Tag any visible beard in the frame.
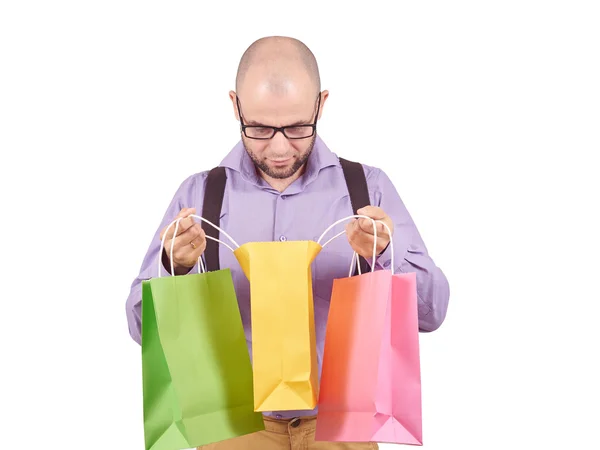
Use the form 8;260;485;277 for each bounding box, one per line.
242;134;316;179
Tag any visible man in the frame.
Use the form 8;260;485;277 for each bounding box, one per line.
126;36;450;449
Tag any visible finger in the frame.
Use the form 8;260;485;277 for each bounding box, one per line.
347;224;375;257
176;207;196;219
357;206;386;220
161;208;192;240
356;219;391;242
160;208;197;241
166;242;204;270
357;218;388;236
356;206;389;235
174;207;198;235
169;226;206;267
175;215;196;236
345;220;359;241
170;223;205;249
347;220;372;247
347;220;390;257
184;224;207;251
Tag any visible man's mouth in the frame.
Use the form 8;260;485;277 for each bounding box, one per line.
269;157;293;166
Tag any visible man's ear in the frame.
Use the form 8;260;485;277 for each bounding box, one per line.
229;90;239;121
317;90;329;120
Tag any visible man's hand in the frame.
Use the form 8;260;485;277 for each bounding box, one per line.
345;206;393;260
159;207;206;271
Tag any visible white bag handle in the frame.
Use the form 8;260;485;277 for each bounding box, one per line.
158;214;240;277
196;255;207;274
317;215;378;275
349;220;395;276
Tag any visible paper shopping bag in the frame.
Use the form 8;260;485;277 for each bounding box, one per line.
141;217;264;450
233;240;322;412
315;217;422;445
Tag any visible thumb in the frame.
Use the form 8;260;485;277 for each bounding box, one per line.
357;205;385;220
176;207;196;219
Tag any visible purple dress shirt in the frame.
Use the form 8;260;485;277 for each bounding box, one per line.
126;135;450;418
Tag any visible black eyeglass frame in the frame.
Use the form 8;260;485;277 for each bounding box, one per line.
235;93;322;140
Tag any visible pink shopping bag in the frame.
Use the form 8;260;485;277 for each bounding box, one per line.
315;217;422;445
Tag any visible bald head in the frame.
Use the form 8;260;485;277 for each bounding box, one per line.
235;36;321;96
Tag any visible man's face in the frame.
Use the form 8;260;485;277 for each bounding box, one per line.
234;88;322;180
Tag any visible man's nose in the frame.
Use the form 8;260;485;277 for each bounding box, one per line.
269;130;289;150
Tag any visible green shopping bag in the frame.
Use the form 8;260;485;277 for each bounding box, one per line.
141;216;264;450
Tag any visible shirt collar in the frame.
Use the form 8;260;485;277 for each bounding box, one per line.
219;134;340;190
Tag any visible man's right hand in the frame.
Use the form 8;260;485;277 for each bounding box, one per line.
159;207;206;273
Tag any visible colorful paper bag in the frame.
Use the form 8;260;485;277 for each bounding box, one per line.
234;240;321;412
315;217;422;445
141;216;264;450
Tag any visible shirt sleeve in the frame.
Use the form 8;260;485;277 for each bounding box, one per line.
367;168;450;332
125;173;204;345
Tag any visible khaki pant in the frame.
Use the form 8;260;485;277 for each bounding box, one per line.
197;415;378;450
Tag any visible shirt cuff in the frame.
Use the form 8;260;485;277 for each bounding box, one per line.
366;243;393;271
160;249;195;276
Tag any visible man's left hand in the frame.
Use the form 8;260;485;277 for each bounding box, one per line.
345;206;393;259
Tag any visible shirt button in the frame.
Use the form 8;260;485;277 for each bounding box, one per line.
384;260;391;268
281;195;287;200
276;414;282;419
279;235;287;242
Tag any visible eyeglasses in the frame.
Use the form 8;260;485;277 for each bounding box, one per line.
236;93;321;140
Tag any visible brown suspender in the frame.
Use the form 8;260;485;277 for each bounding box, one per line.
338;158;371;275
201;158;370;274
201;166;227;272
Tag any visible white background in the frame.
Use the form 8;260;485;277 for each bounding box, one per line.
1;1;599;449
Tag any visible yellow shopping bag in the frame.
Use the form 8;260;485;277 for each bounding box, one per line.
234;241;321;412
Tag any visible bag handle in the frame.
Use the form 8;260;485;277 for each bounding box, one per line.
317;215;379;274
348;220;395;276
158;214;240;277
196;255;207;274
